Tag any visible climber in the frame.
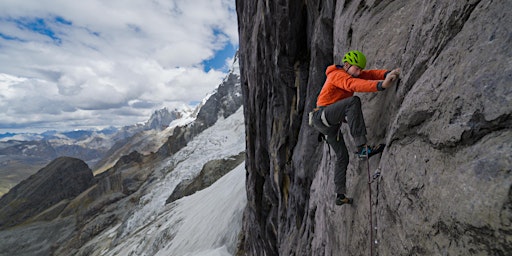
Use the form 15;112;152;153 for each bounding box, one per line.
309;50;400;205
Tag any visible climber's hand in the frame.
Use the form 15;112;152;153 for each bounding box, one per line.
382;68;401;89
389;68;401;79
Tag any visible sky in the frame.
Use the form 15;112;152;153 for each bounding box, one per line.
0;0;238;133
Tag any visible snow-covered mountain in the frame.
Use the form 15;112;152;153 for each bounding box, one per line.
0;54;245;255
0;107;246;256
144;107;192;131
78;107;246;256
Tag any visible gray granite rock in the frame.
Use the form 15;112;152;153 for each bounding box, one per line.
236;0;512;255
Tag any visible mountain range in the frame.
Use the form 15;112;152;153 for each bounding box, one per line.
0;106;191;196
0;55;244;256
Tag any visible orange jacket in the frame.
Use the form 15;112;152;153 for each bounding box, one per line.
316;65;388;107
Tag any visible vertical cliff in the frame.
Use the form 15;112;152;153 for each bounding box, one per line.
236;0;511;255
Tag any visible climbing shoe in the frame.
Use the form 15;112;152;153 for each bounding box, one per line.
336;194;353;206
356;144;385;159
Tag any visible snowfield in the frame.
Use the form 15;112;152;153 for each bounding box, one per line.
81;106;246;256
111;163;246;256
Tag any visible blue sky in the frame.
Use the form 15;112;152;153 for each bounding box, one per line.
202;29;236;72
0;0;238;133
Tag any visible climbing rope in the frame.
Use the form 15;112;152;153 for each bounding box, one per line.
365;145;374;256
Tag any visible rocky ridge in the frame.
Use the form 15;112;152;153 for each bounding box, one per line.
0;157;94;229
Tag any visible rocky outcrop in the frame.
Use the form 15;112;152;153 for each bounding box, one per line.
110;150;144;170
95;150;150;195
236;0;511;255
195;70;243;129
166;152;245;203
0;157;94;229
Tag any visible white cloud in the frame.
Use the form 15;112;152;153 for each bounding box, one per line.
0;0;238;132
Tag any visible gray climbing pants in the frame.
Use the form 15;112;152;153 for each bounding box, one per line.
310;96;367;195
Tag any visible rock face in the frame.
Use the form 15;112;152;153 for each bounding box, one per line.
236;0;511;255
0;157;94;229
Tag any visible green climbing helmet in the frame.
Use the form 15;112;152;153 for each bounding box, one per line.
342;50;367;69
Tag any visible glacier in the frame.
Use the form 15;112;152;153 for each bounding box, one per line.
75;107;246;256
